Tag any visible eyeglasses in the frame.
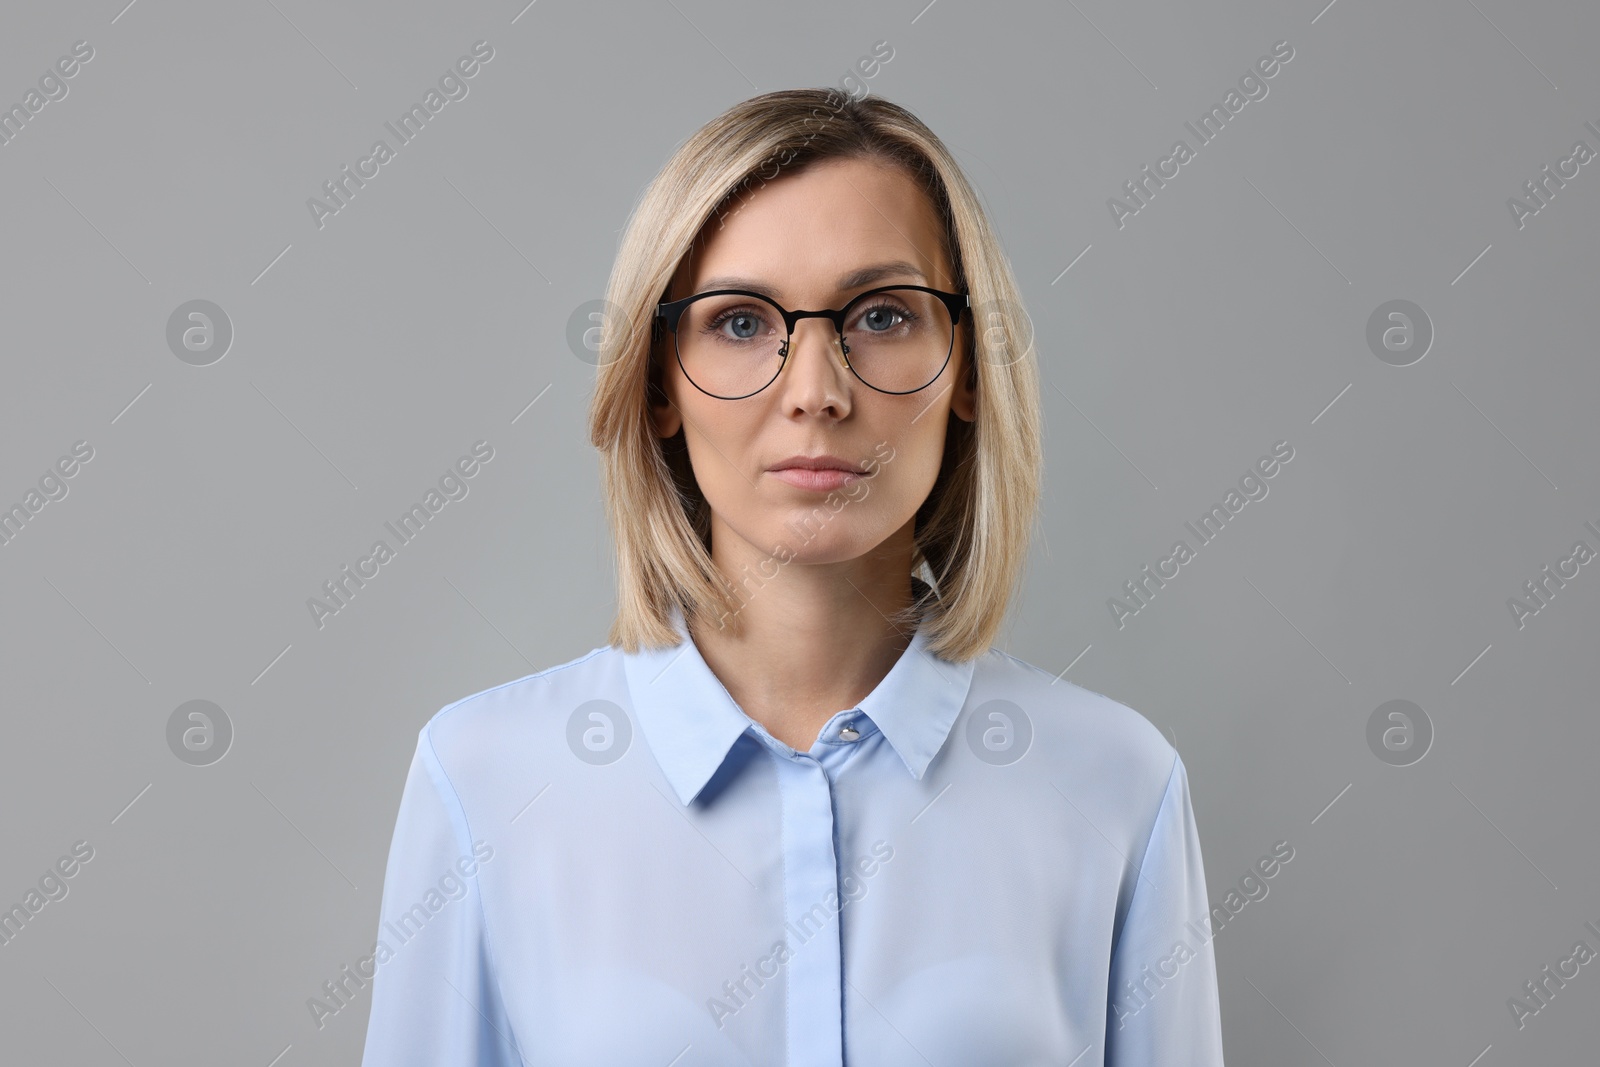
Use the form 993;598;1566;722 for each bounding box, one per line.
655;284;969;400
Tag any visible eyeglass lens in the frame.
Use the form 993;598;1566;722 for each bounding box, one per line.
675;288;952;398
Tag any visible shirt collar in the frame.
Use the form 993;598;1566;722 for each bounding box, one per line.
621;596;978;806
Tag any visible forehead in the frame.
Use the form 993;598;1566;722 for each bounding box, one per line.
673;156;953;301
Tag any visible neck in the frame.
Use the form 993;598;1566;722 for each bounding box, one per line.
685;532;922;752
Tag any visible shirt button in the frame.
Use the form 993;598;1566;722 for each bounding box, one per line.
839;723;860;741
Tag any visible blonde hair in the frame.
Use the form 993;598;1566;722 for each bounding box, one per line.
587;88;1041;661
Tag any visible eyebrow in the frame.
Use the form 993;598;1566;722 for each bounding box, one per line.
692;261;927;301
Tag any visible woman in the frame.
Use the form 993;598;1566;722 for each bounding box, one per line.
361;88;1225;1065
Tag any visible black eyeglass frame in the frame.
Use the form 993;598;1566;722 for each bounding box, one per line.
655;284;970;400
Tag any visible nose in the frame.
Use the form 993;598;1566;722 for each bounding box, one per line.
781;317;849;372
776;317;852;412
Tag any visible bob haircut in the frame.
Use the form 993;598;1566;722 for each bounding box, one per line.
588;87;1041;662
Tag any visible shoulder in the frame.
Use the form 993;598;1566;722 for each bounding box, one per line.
971;647;1179;808
417;643;621;781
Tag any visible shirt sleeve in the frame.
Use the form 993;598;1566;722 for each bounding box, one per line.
360;725;523;1067
1105;752;1226;1065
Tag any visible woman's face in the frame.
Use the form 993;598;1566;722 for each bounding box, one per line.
651;155;976;572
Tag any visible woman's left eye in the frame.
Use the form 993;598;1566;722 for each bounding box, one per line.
860;305;905;330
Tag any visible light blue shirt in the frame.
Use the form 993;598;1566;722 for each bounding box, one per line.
360;599;1225;1065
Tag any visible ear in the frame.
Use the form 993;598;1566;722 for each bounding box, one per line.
950;328;977;423
651;393;682;438
649;350;683;438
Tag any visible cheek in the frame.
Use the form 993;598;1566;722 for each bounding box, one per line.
848;425;946;526
888;417;947;482
885;441;945;514
678;401;761;502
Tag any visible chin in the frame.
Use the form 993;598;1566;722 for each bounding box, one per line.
769;516;900;563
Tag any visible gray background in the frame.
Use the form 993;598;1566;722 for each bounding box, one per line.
1;0;1596;1063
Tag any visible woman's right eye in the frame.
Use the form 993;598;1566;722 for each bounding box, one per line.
707;309;767;339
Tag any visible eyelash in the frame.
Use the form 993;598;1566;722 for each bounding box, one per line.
701;301;919;337
702;307;769;336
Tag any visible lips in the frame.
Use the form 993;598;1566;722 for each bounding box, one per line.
767;454;868;474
